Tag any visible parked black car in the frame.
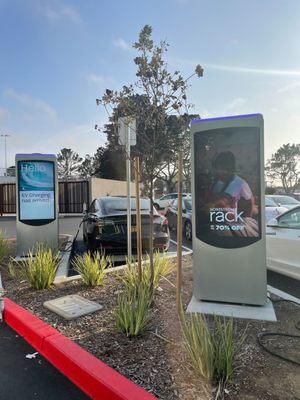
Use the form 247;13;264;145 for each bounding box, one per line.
165;197;192;241
83;196;170;253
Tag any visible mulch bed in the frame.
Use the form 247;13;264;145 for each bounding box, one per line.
1;248;300;400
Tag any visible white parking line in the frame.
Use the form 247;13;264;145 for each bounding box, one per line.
267;285;300;304
170;239;193;253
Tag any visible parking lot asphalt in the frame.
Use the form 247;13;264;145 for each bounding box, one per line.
267;270;300;298
0;216;86;240
0;322;89;400
0;216;16;239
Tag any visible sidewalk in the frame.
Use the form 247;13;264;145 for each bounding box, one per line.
0;323;89;400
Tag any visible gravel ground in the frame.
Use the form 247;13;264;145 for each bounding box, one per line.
1;246;300;400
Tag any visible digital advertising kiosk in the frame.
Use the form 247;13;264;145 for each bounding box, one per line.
191;114;267;306
16;153;59;256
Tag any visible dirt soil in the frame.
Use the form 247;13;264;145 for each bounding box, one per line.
1;247;300;400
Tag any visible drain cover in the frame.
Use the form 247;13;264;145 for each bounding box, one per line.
43;294;103;320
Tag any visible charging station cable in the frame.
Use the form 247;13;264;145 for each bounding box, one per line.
59;220;84;253
257;298;300;366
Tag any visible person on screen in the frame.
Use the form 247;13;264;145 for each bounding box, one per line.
210;151;255;217
202;151;259;237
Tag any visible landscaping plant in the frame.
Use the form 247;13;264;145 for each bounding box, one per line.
120;251;172;293
16;243;60;290
114;253;168;337
73;251;110;286
114;252;171;337
213;315;239;382
114;283;152;337
150;251;172;289
180;312;245;384
181;312;215;380
0;231;9;265
7;260;16;278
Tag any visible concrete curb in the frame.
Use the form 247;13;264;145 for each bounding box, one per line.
56;247;193;284
3;298;157;400
59;214;83;218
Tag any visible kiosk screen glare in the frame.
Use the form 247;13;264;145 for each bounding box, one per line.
18;161;55;221
194;127;261;249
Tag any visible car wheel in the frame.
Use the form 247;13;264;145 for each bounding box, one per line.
154;203;160;210
184;221;192;241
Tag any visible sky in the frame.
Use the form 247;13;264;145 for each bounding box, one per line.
1;0;300;171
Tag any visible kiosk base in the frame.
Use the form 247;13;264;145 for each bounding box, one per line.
187;295;276;322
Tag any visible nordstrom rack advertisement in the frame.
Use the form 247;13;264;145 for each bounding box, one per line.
194;126;261;249
18;161;55;221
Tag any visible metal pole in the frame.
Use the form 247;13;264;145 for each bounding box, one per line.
0;272;5;321
1;134;10;176
135;156;142;281
149;178;154;294
126;120;132;261
176;151;183;314
4;136;7;176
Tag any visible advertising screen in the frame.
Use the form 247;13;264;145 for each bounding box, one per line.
18;161;55;222
194;126;261;249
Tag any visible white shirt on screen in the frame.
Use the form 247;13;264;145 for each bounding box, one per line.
212;174;253;201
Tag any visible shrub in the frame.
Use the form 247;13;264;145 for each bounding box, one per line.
0;231;9;264
7;260;17;278
149;251;172;289
119;258;142;292
72;252;110;286
114;284;152;337
181;312;245;384
181;312;215;380
213;316;237;382
120;251;172;292
114;252;170;337
16;243;60;290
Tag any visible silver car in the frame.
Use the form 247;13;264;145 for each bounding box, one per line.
267;195;300;210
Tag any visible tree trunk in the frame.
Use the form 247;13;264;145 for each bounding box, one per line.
176;152;183;314
149;176;154;294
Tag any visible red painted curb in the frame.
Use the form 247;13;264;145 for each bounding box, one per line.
4;298;58;350
3;298;157;400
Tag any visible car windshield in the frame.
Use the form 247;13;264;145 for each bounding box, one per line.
265;197;277;207
185;199;192;210
101;197;151;214
273;196;299;205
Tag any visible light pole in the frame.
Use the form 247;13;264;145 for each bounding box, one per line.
0;134;11;176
